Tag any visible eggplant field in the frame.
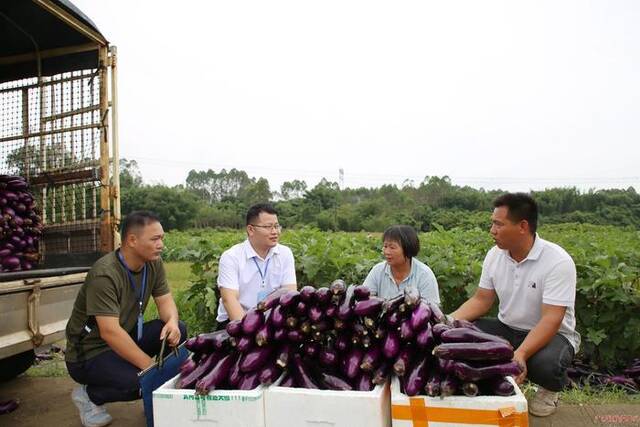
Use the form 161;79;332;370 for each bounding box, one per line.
164;224;640;370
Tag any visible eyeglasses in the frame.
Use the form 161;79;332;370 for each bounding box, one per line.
250;223;283;232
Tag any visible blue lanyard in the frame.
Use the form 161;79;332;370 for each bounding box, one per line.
252;256;270;287
117;250;147;340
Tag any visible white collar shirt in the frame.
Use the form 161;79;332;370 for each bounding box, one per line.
216;239;296;322
479;234;580;352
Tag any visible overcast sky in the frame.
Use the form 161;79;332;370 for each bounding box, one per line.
72;0;640;193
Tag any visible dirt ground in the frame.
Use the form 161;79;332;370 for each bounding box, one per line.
1;375;639;426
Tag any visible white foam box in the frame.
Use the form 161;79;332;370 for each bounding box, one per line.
391;376;529;427
265;380;391;427
153;374;266;427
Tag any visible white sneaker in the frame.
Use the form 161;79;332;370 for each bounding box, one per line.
528;386;559;417
71;385;113;427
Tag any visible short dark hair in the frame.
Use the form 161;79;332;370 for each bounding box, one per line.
246;203;278;225
120;210;161;239
493;193;538;234
382;225;420;259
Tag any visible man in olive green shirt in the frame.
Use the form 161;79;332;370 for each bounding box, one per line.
65;211;186;427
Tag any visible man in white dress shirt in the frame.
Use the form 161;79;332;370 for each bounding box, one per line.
216;203;297;327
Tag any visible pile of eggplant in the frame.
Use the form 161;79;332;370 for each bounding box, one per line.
179;282;521;397
0;175;42;272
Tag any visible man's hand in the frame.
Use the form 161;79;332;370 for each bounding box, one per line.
160;320;181;347
512;349;528;384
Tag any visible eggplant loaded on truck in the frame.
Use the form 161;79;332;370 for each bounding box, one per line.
0;0;119;381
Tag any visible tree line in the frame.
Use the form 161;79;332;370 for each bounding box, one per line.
119;159;640;231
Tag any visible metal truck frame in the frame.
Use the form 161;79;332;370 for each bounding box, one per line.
0;0;119;380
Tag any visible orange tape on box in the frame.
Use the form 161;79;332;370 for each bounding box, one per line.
391;397;529;427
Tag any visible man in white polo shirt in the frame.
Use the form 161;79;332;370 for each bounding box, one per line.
216;203;297;328
451;193;579;417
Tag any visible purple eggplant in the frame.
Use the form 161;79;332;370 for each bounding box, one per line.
242;308;265;335
177;352;222;389
276;344;292;368
195;353;237;394
354;297;384;317
382;294;404;314
410;301;432;332
355;372;374;391
240;346;273;373
415;323;434;349
229;354;244;387
329;279;347;295
399;319;415;341
285;316;299;329
440;374;459;397
404;357;429;396
259;362;283;385
273;328;287;342
236;335;254;353
188;330;230;353
314;287;332;305
373;361;391;385
386;311;401;328
425;371;442;397
353;285;371;300
292;353;320;389
287;329;304;343
257;288;290;311
440;327;511;345
308;305;324;322
484;376;515;396
311;320;329;333
0;399;19;415
255;323;273;347
299;320;312;335
337;284;356;320
452;319;482;331
404;286;420;306
225;320;243;337
431;323;453;338
319;347;339;367
393;347;413;377
303;342;320;358
451;360;522;382
270;305;286;328
383;331;401;359
325;305;338;318
462;382;479;397
335;334;350;352
343;348;365;379
360;347;382;372
179;358;197;377
238;371;261;390
279;373;295;387
438;358;456;375
294;301;308;316
299;285;316;302
428;301;447;324
279;290;300;308
321;373;353;390
433;342;514;362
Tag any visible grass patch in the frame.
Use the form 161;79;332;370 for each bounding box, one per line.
521;381;640;405
144;261;193;321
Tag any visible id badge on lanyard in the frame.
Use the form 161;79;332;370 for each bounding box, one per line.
118;251;147;342
253;257;271;303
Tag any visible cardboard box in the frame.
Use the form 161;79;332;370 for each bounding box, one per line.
391;376;529;427
153;374;266;427
265;380;391;427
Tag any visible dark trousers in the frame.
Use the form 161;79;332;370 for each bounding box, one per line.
474;318;574;392
66;319;187;405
